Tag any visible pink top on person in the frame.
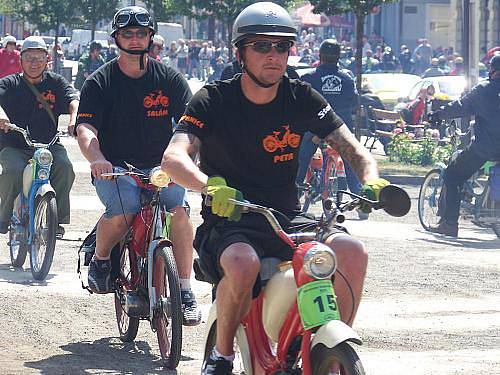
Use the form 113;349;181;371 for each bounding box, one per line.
0;48;21;78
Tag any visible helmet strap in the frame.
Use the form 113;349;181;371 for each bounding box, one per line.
114;37;153;70
238;47;280;89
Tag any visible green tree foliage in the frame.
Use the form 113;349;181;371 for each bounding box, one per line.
76;0;119;40
309;0;399;137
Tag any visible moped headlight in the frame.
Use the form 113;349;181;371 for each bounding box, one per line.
303;244;337;279
150;166;170;188
35;149;53;166
37;168;49;180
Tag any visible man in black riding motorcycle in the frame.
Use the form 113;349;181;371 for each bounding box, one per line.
75;6;201;325
0;36;78;237
427;53;500;237
162;3;389;374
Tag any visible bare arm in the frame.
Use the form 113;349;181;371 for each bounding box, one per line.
0;105;10;132
67;99;79;136
324;124;379;183
162;132;208;192
76;123;113;179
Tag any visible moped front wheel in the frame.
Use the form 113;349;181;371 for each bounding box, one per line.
418;168;443;230
152;245;182;369
310;342;365;375
114;242;140;342
30;193;57;280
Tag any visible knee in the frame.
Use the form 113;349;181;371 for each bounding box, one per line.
220;244;260;289
326;235;368;273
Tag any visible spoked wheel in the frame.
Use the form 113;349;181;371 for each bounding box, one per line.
310;342;366;375
30;194;57;280
152;245;182;369
418;168;444;230
114;243;140;342
204;322;247;374
9;195;29;267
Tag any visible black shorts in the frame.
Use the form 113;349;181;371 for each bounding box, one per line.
194;211;347;295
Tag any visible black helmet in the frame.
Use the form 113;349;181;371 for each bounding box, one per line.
319;39;340;57
89;40;102;52
111;6;154;37
490;53;500;72
232;2;297;46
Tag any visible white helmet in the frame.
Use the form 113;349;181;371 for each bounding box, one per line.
2;35;16;45
152;34;164;47
21;36;48;54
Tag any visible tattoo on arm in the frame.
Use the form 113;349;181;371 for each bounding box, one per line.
324;125;376;181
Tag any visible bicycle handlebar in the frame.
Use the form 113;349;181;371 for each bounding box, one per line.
5;123;63;148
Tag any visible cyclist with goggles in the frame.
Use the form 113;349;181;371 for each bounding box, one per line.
75;6;201;326
162;2;387;373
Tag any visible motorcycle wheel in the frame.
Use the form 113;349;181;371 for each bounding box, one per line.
418;168;443;230
310;342;366;375
9;196;28;267
204;322;246;374
114;242;140;342
152;245;182;369
30;194;57;280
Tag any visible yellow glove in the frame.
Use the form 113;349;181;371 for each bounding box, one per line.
359;178;390;213
206;176;244;221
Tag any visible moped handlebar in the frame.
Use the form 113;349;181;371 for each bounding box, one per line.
5;123;63;148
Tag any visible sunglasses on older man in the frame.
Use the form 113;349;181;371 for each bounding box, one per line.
243;40;294;54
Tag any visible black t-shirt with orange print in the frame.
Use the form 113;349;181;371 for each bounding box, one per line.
76;57;191;169
0;71;78;149
175;74;343;214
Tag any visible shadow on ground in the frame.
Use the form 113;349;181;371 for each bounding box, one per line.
24;337;194;374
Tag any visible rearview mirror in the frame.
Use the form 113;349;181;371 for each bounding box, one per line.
378;185;411;217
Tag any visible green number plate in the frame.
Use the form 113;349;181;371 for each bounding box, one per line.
297;280;340;330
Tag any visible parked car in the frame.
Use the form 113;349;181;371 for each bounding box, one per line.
361;73;421;109
406;75;467;103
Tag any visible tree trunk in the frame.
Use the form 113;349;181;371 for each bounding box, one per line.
354;11;365;140
53;21;60;74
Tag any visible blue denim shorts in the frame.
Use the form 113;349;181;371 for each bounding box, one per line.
95;169;187;219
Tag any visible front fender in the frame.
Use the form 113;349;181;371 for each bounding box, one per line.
311;320;362;350
35;183;56;199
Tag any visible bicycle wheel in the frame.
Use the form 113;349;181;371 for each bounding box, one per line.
30;193;57;280
418;168;443;230
310;342;365;375
9;195;28;267
152;245;182;369
114;242;140;342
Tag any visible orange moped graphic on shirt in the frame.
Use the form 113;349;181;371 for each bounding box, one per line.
37;90;56;109
143;90;170;109
143;90;170;117
262;125;301;153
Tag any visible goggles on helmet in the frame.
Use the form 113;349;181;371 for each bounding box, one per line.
114;10;151;29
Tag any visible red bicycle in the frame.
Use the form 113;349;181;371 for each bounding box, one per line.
201;185;411;374
99;166;183;368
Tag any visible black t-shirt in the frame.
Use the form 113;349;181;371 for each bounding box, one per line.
0;71;78;148
76;58;192;169
175;74;343;215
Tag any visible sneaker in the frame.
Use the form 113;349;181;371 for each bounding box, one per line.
357;208;369;220
88;257;112;294
201;350;233;375
56;225;65;239
428;221;458;237
0;221;9;234
181;290;202;326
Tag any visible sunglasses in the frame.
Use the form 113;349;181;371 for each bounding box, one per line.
119;29;150;39
114;12;151;28
22;54;47;63
243;40;293;54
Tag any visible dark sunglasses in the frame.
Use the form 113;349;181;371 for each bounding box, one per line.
119;29;150;39
114;12;151;28
243;40;293;54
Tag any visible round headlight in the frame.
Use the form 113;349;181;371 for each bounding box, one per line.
35;149;53;166
303;244;337;279
150;166;170;188
37;168;49;180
